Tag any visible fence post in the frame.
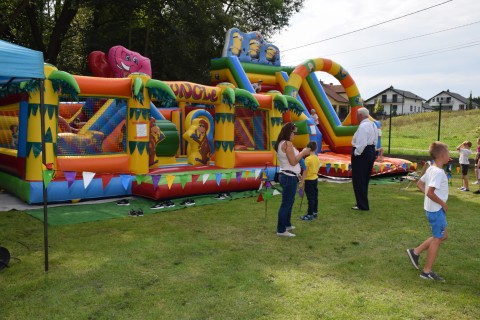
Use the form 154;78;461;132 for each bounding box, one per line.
388;106;392;154
437;102;442;141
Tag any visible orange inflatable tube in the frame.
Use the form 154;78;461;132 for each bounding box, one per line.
73;76;132;97
56;155;130;174
235;151;274;167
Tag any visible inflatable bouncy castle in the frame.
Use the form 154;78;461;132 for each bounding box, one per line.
0;34;414;204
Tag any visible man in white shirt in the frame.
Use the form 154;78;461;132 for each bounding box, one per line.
351;107;379;210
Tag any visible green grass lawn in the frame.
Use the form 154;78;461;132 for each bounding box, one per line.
1;174;479;319
380;109;480;156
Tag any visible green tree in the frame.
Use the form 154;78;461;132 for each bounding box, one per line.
1;0;304;82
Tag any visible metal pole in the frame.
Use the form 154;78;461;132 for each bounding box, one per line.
437;103;442;141
39;79;49;273
388;105;392;154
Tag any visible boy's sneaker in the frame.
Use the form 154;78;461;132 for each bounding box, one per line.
406;249;419;270
214;193;226;200
150;202;165;210
460;188;470;192
180;199;195;206
164;200;175;208
473;190;480;194
420;271;445;282
299;214;314;221
457;187;465;191
472;181;478;185
128;209;137;217
136;208;144;216
116;199;130;206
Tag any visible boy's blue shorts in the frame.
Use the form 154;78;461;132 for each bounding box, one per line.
426;208;447;239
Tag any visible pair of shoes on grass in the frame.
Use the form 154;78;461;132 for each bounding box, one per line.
116;199;130;206
406;248;445;282
214;192;231;200
150;200;175;209
180;199;195;206
128;208;144;217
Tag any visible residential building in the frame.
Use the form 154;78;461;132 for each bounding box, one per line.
364;86;425;116
426;90;478;110
320;82;350;120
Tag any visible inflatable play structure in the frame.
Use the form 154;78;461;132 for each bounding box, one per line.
0;32;414;204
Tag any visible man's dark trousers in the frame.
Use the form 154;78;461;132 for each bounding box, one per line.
351;145;376;210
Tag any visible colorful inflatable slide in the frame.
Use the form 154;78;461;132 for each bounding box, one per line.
0;34;414;204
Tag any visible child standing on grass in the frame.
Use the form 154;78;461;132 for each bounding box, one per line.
406;141;449;282
473;138;480;186
299;141;321;221
456;140;472;192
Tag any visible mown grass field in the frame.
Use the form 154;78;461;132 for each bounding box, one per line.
380;109;480;156
1;173;479;319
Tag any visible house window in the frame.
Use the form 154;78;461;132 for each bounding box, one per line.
440;97;444;101
392;94;397;102
410;106;413;112
446;97;451;103
459;104;465;110
381;95;387;103
436;97;440;102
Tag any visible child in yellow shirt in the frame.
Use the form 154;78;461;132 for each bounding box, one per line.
300;141;321;220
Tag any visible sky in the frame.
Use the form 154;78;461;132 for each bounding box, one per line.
271;0;480;101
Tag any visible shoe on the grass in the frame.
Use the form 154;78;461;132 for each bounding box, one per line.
137;208;144;216
460;188;470;192
128;209;137;217
420;271;445;282
164;200;175;208
406;248;419;270
277;231;296;237
117;199;130;206
150;202;165;210
214;193;226;200
299;214;314;221
457;187;465;190
286;226;296;231
473;190;480;194
180;199;195;206
472;181;478;185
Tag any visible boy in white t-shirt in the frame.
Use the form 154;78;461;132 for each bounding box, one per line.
456;140;472;191
406;141;450;282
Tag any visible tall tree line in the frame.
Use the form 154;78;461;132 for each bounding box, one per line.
0;0;304;83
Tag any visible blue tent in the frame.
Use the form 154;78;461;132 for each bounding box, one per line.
0;40;44;84
0;40;48;272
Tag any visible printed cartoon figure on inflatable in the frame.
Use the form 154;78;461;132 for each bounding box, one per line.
88;45;152;78
183;118;211;166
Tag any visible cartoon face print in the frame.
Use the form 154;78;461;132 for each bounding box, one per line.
108;45;152;77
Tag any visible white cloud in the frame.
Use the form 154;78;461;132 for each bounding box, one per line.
271;0;480;99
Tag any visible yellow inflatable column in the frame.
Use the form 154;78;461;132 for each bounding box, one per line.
214;84;236;168
270;107;283;163
25;65;59;181
128;73;152;175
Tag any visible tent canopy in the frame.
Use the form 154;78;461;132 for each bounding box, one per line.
0;40;44;84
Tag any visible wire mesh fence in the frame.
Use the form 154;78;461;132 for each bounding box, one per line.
378;108;480;158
